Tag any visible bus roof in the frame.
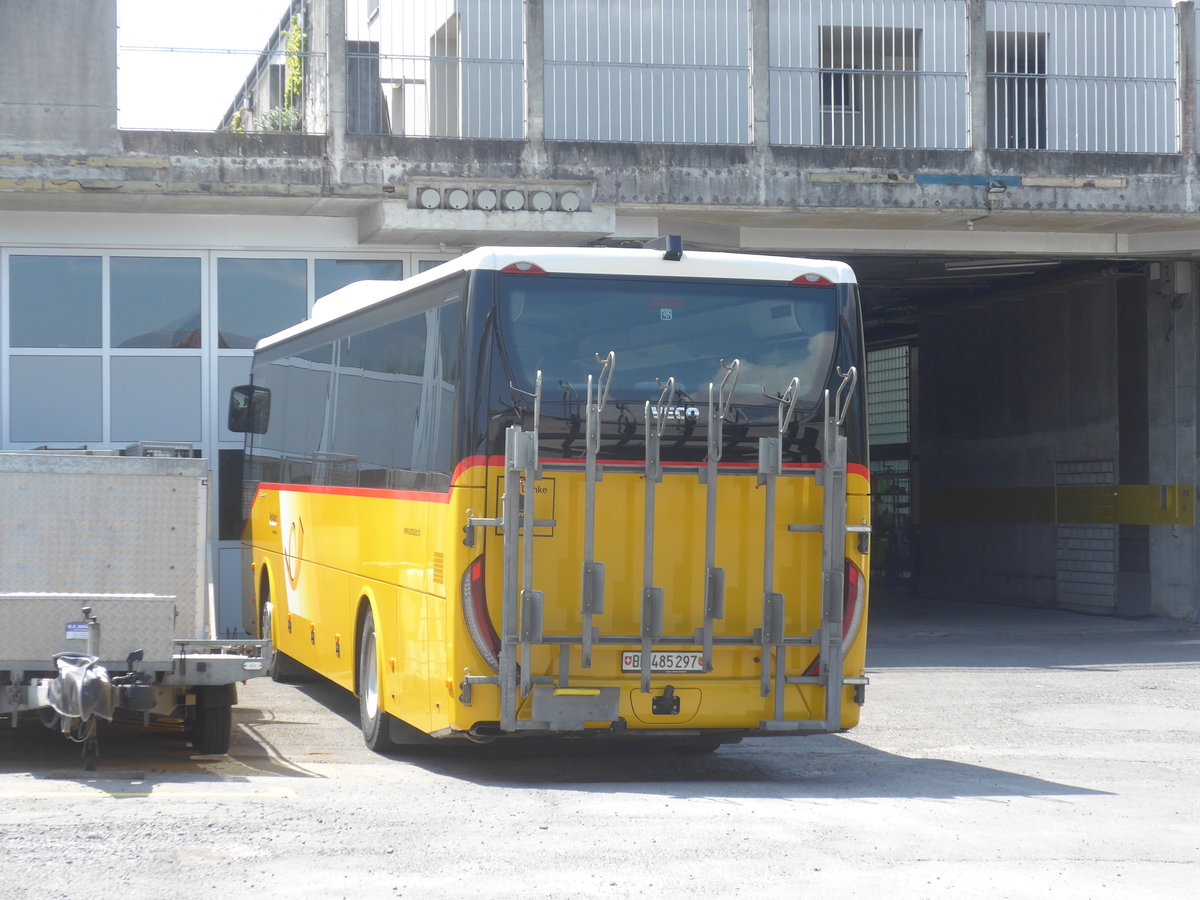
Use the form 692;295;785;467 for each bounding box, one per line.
258;246;856;350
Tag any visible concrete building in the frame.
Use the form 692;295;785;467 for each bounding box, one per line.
2;0;1198;632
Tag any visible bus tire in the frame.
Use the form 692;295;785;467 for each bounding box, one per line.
358;607;397;753
261;586;304;684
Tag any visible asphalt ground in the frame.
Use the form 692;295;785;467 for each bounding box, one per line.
1;595;1197;899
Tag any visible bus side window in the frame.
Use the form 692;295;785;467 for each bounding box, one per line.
228;385;271;434
432;299;463;475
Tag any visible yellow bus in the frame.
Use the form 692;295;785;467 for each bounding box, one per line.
229;240;870;752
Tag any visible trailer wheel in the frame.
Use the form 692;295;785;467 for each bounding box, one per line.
187;685;234;755
358;607;397;753
188;701;232;755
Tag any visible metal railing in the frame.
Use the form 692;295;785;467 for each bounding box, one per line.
544;0;751;144
988;0;1177;153
770;0;969;149
345;0;525;138
116;0;1192;155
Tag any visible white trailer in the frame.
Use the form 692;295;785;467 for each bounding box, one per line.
0;451;267;768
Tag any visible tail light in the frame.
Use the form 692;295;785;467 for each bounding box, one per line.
791;273;833;286
804;559;866;676
462;556;500;671
843;560;865;646
500;261;547;274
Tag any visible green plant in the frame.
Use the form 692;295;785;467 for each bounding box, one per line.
256;14;307;132
258;106;303;132
283;13;306;111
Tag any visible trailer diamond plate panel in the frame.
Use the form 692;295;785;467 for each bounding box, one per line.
0;453;208;639
0;593;177;671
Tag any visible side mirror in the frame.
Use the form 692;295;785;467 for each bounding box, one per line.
228;384;271;434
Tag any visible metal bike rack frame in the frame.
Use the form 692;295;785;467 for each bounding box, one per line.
464;356;867;734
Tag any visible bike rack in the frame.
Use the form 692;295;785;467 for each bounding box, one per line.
580;352;615;669
697;359;740;671
464;356;867;734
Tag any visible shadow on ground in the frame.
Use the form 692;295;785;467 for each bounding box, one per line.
375;733;1110;801
0;703;323;785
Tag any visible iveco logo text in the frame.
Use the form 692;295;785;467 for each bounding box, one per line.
650;406;701;421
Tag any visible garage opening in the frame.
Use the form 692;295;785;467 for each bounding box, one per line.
845;255;1188;619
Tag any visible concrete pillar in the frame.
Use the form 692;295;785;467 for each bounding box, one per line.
966;0;988;158
1177;2;1196;157
324;0;348;186
1179;2;1197;220
750;0;771;153
523;0;546;165
0;0;119;153
1147;262;1200;621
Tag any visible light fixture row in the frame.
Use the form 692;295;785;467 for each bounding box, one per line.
415;186;583;213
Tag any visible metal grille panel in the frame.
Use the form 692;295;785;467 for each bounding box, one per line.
544;0;751;143
867;345;911;446
1055;459;1116;615
770;0;968;148
987;0;1177;152
345;0;525;138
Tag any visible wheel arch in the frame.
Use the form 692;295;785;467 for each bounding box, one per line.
353;588;381;699
256;559;276;639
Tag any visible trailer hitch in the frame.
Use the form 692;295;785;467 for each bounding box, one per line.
652;685;681;716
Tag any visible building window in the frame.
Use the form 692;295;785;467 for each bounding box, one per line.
821;71;859;115
9;255;102;348
315;259;404;299
819;26;921;148
110;356;202;443
9;356;103;442
987;31;1047;150
4;253;205;447
111;257;202;348
217;258;308;349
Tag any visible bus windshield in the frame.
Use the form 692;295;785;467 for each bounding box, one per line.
497;273;840;409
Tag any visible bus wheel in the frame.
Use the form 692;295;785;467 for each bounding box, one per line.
358;607;397;753
261;587;303;684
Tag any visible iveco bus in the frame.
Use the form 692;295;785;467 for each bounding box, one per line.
230;241;870;751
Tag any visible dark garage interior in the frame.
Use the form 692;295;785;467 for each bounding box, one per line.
846;255;1192;620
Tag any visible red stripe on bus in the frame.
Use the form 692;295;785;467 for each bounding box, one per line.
258;460;870;500
450;455;870;483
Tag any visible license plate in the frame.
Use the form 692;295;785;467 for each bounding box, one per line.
621;651;705;673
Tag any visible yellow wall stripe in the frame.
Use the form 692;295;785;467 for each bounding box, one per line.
922;484;1195;527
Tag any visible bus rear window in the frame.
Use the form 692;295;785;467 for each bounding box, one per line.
497;274;839;408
